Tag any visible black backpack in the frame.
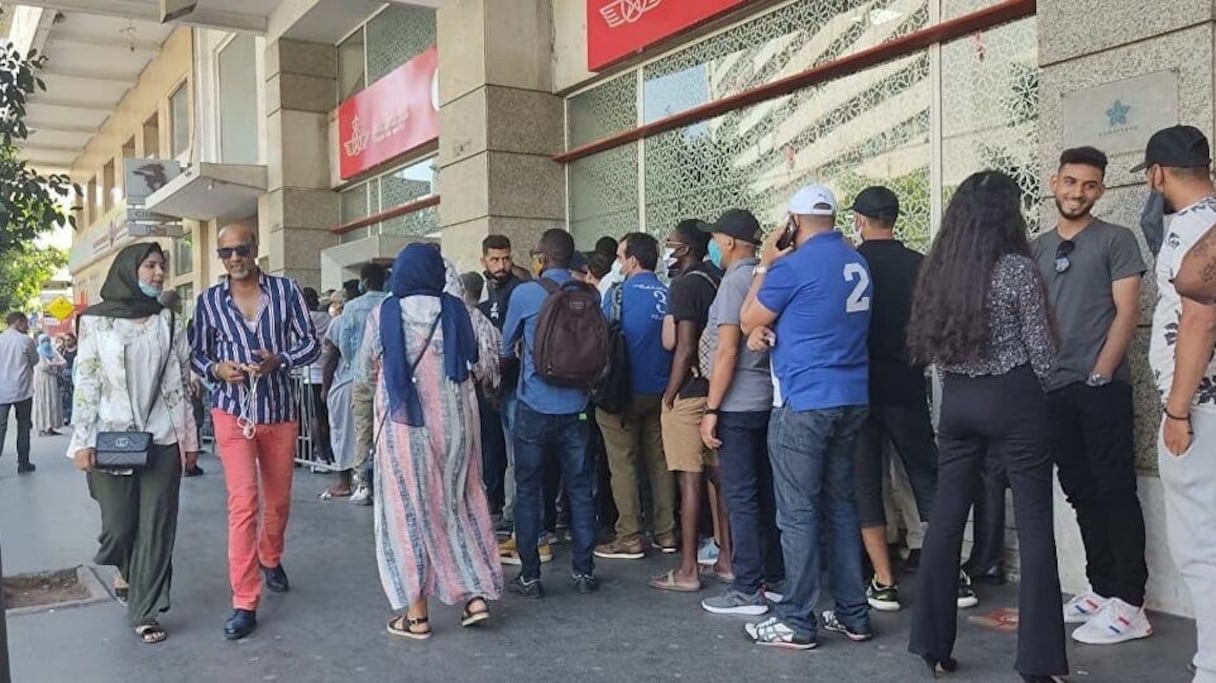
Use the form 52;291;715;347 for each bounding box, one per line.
532;278;610;389
591;283;630;414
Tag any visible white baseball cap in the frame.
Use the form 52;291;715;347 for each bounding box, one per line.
788;184;838;216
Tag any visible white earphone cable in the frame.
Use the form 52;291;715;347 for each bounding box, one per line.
237;374;260;440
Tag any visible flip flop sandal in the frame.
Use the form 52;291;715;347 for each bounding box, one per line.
648;569;702;593
135;623;167;644
114;584;129;605
461;598;490;627
699;565;735;585
387;615;431;640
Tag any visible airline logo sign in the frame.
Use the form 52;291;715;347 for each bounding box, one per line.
587;0;747;71
338;45;439;180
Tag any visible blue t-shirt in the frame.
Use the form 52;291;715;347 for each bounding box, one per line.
501;268;592;415
604;271;672;396
757;231;871;411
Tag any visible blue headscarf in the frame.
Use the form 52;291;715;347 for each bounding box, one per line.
380;244;478;426
37;334;56;360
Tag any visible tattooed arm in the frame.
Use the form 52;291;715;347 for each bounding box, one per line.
1175;222;1216;303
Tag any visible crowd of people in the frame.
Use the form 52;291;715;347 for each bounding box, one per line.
0;124;1209;682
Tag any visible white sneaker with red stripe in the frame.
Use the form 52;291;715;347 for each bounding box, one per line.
1070;597;1153;645
1063;591;1109;624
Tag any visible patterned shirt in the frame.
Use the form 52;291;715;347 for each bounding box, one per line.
191;271;320;424
938;254;1056;384
1149;195;1216;412
332;290;391;386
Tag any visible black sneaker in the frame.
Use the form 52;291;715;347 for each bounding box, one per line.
508;575;544;599
957;571;978;608
866;576;901;612
572;573;599;594
821;610;873;642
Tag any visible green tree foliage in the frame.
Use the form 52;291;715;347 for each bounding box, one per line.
0;7;82;310
0;244;67;313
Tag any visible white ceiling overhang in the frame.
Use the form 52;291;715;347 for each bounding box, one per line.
143;162;267;220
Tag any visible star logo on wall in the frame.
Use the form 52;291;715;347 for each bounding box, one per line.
1106;99;1130;127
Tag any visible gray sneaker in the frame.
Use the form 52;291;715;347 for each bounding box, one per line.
701;588;770;616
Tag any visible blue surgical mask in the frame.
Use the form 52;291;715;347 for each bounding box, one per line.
138;282;162;298
708;240;724;269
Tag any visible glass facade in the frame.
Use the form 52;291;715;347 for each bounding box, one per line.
338;157;437;244
566;0;1039;252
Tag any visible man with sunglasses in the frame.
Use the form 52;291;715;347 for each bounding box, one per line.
191;223;320;640
1031;146;1149;646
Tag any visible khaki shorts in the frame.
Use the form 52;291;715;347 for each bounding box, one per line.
661;396;717;472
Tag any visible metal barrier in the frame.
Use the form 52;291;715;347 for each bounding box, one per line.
295;366;339;472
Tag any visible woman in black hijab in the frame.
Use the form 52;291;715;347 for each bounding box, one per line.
68;242;199;644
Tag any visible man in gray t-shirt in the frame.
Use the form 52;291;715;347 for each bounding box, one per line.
696;209;785;615
1030;146;1151;645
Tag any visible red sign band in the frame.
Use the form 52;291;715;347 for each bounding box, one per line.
586;0;748;71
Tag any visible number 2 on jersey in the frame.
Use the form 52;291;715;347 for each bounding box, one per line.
843;263;871;313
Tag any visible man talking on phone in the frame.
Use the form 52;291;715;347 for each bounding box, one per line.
739;184;873;650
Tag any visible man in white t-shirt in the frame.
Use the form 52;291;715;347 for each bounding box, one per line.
1138;124;1216;683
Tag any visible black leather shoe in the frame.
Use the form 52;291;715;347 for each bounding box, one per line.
968;566;1006;586
261;564;290;593
17;463;35;474
224;609;257;640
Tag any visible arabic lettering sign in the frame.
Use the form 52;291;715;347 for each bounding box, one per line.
338;45;439;180
1061;70;1179;156
587;0;747;71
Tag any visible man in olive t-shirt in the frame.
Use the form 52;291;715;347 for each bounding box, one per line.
1031;146;1150;646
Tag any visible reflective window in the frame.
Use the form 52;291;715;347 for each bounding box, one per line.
218;35;259;164
169;83;190;158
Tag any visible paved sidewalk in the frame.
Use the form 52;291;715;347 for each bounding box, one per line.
1;434;1197;683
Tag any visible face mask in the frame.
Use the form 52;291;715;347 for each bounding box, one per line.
1141;190;1166;258
138;282;162;298
609;259;624;280
662;247;678;272
707;240;724;269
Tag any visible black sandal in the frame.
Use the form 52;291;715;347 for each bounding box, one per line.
460;597;490;627
114;580;129;605
387;614;431;640
135;622;167;644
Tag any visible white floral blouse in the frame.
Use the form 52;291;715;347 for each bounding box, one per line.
67;310;199;458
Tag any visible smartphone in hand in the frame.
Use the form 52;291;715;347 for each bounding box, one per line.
775;216;797;251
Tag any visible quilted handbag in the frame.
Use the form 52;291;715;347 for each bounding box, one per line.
93;313;175;471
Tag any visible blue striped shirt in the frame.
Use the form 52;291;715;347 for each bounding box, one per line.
190;272;320;424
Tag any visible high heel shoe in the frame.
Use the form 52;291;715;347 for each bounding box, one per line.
923;655;958;678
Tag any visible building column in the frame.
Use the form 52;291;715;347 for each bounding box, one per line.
436;0;565;271
1037;0;1215;616
263;38;340;287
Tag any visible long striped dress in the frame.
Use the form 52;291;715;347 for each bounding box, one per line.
356;298;503;610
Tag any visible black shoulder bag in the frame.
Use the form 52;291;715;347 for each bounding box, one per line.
95;313;176;471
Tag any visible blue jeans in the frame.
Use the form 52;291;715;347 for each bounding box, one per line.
768;404;870;639
513;402;596;581
717;410;784;594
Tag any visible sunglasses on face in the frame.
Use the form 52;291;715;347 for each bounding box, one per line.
1055;239;1075;273
217;244;253;260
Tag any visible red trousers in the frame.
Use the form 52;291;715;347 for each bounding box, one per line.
212;410;298;610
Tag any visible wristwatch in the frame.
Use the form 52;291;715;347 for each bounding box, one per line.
1086;373;1111;387
704;407;721;416
753;265;768;276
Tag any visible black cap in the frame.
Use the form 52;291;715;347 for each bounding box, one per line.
846;186;900;222
569;250;588;273
701;209;762;244
1130;125;1211;173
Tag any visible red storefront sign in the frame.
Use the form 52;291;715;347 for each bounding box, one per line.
587;0;748;71
337;45;439;180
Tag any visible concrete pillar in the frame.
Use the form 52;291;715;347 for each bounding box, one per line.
1037;0;1214;616
436;0;565;271
263;39;340;287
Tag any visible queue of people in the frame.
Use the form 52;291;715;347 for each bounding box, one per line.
38;124;1213;683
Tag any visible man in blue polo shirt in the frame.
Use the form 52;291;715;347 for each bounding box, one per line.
594;232;677;563
740;184;873;650
501;228;599;599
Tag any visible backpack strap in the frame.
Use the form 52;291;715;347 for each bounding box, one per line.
538;278;561;295
688;269;721;290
